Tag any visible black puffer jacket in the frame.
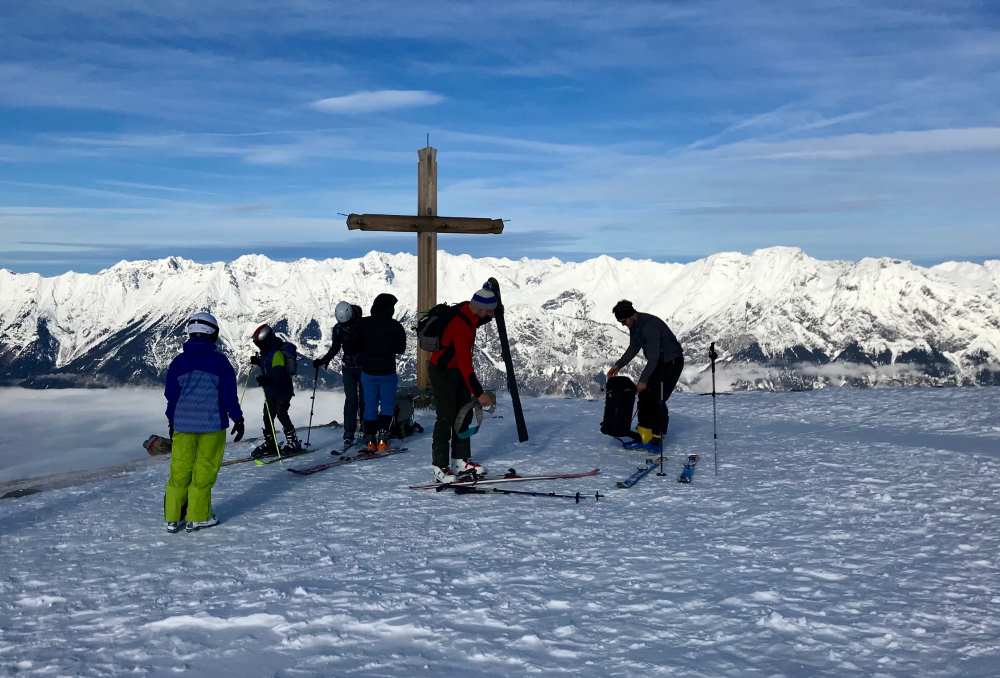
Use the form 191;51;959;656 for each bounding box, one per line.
358;293;407;375
319;306;364;369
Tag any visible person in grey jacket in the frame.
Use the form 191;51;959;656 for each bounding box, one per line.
606;299;684;449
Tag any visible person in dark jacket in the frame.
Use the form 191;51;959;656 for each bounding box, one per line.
163;311;245;533
314;300;365;448
606;299;684;451
250;323;300;457
357;293;407;451
428;288;497;483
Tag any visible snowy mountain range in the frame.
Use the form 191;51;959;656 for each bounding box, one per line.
1;247;999;395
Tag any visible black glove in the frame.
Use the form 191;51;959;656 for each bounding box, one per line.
168;420;174;438
256;374;272;387
313;357;328;370
231;418;245;442
249;354;261;366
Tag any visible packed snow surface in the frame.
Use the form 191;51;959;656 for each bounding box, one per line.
1;387;998;676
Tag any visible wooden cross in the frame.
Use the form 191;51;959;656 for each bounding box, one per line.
346;145;504;389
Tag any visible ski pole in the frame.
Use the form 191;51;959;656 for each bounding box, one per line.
657;380;666;476
709;342;719;476
305;365;318;448
239;363;252;405
453;486;604;502
263;396;283;461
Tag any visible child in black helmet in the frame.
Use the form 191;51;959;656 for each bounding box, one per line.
250;323;301;457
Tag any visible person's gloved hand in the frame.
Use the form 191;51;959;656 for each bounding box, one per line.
249;354;261;366
256;375;272;387
231;418;245;442
313;357;328;369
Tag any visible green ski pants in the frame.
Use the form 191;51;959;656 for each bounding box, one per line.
429;364;472;468
164;429;226;522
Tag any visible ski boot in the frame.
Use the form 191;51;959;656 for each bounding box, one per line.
376;429;391;452
454;458;486;479
282;428;303;454
186;515;220;532
432;465;457;484
361;420;378;453
165;521;182;534
623;431;662;454
251;428;280;459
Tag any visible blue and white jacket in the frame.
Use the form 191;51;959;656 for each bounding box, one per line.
165;338;243;433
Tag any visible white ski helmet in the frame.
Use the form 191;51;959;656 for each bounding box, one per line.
335;301;353;324
186;311;219;339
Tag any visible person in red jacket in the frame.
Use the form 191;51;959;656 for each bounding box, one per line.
428;288;497;483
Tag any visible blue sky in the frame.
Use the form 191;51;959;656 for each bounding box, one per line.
1;1;999;275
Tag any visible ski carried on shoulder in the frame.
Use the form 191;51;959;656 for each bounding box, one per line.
410;467;600;491
287;447;409;476
616;458;658;489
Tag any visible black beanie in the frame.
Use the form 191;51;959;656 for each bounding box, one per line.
612;300;636;322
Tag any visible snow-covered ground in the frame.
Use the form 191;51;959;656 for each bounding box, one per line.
1;387;999;676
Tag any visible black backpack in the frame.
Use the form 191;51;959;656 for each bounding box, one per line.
391;388;424;439
600;376;637;437
416;303;467;352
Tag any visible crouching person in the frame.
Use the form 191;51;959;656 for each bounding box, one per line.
163;312;245;533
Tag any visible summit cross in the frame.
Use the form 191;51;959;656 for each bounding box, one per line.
346;145;504;389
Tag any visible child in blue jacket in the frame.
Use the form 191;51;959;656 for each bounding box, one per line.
163;311;245;533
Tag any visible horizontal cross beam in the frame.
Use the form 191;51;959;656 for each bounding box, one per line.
347;213;504;234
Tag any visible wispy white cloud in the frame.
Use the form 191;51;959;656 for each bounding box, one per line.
52;130;365;166
708;127;1000;160
98;180;219;196
310;90;445;114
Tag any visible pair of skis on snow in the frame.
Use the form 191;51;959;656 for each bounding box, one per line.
615;453;700;488
408;467;601;491
220;437;362;468
286;446;410;476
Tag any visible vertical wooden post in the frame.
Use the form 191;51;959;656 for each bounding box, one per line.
416;146;438;390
